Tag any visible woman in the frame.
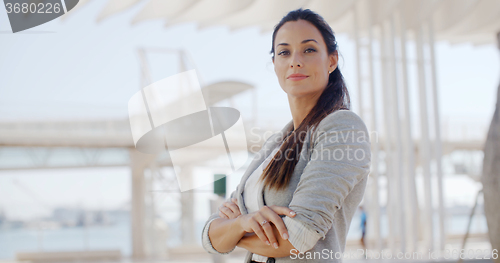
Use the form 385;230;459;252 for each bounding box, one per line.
201;8;371;263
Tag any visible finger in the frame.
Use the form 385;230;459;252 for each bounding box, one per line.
218;211;228;219
228;202;241;217
254;213;276;248
228;203;241;216
220;207;234;219
231;198;238;204
262;206;290;240
223;203;240;217
249;219;269;245
220;207;234;218
223;202;240;215
269;205;296;217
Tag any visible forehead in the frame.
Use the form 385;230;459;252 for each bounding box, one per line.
274;20;324;47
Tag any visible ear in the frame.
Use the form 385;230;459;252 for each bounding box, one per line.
329;51;338;72
272;57;276;73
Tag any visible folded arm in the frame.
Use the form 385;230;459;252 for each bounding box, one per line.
207;217;247;253
202;190;241;255
237;221;297;258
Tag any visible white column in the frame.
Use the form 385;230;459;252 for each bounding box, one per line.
367;16;383;252
427;18;446;251
144;164;169;259
129;149;156;259
397;10;420;253
379;21;397;252
354;5;364;120
389;13;407;252
180;166;196;245
416;23;435;252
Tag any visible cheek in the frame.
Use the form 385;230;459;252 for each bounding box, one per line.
277;61;287;72
276;64;287;80
313;59;328;80
310;71;328;90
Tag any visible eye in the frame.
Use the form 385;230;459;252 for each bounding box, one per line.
278;50;289;56
277;48;315;56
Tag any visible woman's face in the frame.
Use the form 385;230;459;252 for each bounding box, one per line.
272;19;338;98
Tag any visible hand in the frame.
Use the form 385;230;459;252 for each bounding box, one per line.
218;198;241;219
237;205;296;249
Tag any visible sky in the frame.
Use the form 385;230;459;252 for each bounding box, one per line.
0;0;498;221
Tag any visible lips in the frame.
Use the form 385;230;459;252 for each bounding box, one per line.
287;73;308;81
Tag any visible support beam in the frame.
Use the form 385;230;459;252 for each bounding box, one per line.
379;21;397;252
389;13;407;252
129;149;156;259
367;13;383;252
397;10;420;253
180;166;196;245
427;17;446;252
416;23;435;252
354;5;364;119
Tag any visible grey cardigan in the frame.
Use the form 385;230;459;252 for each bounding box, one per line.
201;109;371;262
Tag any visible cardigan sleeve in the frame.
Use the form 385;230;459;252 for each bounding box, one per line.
201;132;283;255
284;110;371;253
201;189;238;255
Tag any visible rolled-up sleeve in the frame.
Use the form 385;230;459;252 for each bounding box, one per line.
284;110;371;253
201;189;238;255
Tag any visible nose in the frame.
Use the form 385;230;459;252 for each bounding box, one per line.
290;53;302;68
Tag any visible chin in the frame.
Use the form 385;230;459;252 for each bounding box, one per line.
286;90;312;98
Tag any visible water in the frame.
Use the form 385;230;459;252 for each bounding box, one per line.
0;217;130;259
0;212;487;259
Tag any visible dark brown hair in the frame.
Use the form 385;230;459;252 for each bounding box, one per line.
260;8;350;191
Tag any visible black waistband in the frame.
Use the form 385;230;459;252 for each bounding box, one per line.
250;257;275;263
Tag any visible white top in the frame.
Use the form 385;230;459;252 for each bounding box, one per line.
244;144;281;262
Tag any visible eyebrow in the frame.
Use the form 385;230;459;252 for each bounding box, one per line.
276;39;318;47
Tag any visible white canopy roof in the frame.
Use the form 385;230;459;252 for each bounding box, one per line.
65;0;500;46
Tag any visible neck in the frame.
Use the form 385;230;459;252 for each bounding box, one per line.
287;92;322;131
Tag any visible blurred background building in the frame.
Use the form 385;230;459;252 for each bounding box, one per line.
0;0;499;262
